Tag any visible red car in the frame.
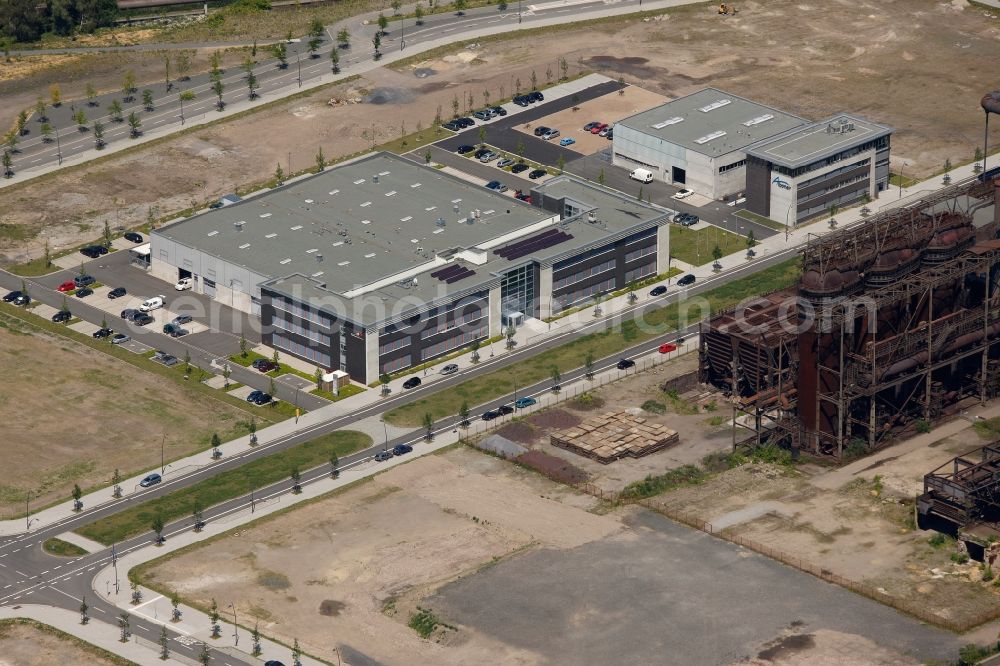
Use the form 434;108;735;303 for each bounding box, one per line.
658;343;678;354
590;123;608;135
57;281;76;292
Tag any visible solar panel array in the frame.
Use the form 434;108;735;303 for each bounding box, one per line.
431;264;476;284
495;229;574;261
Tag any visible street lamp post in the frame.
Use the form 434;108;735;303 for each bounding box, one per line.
380;417;389;453
179;96;185;125
24;491;30;531
518;0;522;23
55;127;62;165
296;50;302;88
227;603;239;645
161;433;166;475
400;17;405;50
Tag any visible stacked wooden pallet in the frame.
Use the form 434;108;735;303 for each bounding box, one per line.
550;411;679;464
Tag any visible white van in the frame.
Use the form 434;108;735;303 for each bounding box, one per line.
629;168;653;183
139;295;165;312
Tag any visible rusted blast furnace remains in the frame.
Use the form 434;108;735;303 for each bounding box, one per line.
700;173;1000;458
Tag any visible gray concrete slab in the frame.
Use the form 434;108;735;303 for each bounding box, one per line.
429;509;961;665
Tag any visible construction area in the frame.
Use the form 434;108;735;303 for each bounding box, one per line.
700;172;1000;459
550;411;679;464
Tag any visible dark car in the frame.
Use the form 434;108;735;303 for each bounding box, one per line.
393;444;413;456
515;397;537;409
93;327;114;339
442;121;461;131
247;390;264;403
679;214;699;227
124;231;144;243
169;327;189;338
456;144;475;154
51;310;72;323
617;358;636;370
264;661;287;666
649;285;667;297
139;473;162;487
528;169;546;180
251;358;269;370
456;117;475;128
79;246;101;258
497;404;514;416
75;287;94;298
583;121;601;131
374;449;394;462
511;163;530;174
513;95;531;107
3;290;24;303
533;126;550;137
252;393;273;405
171;314;193;325
402;376;421;390
254;359;278;372
209;200;224;209
108;287;127;299
163;323;179;335
490;106;507;116
481;410;498;421
133;313;154;326
159;354;179;367
11;294;29;306
485;180;508;193
677;274;696;287
120;308;138;320
529;91;544;102
473;148;491;159
74;275;95;288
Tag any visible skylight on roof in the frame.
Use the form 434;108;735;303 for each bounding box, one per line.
425;206;437;211
400;216;412;222
698;99;732;112
411;183;421;188
364;253;376;258
280;258;291;265
332;241;344;247
410;238;419;243
329;189;339;195
304;199;313;204
433;229;444;234
207;231;218;237
378;171;390;176
361;219;371;225
338;261;350;266
743;114;775;126
311;271;324;277
306;248;318;253
353;179;365;185
385;191;397;197
360;201;372;207
694;130;727;145
451;198;462;204
265;233;277;239
483;209;495;215
290;225;303;230
260;213;272;218
239;243;251;249
651;116;684;129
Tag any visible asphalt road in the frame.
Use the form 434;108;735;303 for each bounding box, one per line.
4;0;650;178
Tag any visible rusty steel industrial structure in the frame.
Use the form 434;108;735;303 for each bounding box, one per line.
700;171;1000;459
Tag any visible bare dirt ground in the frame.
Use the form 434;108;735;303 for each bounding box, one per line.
1;0;997;260
651;422;1000;628
0;621;122;666
0;310;254;515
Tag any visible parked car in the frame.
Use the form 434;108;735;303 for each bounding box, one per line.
163;323;179;335
473;148;491;159
583;121;601;131
79;245;102;258
658;342;678;354
139;296;164;311
456;144;475;154
175;277;193;291
252;393;273;406
159;354;179;367
481;410;498;421
514;190;531;203
254;359;278;372
496;157;514;168
479;151;498;163
677;213;699;227
171;314;193;325
590;123;608;135
542;129;560;140
402;376;422;389
677;274;696;286
57;281;76;292
74;275;95;288
139;473;162;487
439;363;459;375
605;128;613;140
133;313;154;326
2;290;23;302
455;117;475;128
247;390;264;403
124;231;144;243
513;95;531;107
11;293;29;306
485;180;508;193
497;404;514;416
108;287;127;299
263;661;287;666
169;327;189;338
616;358;636;370
111;333;131;344
393;444;413;456
120;308;138;320
93;327;114;339
514;397;537;409
559;137;576;146
251;358;270;370
511;163;530;174
528;169;547;180
649;285;668;297
442;121;461;131
75;287;94;298
473;109;493;120
51;310;72;323
490;106;507;116
599;125;614;137
533;126;551;137
374;449;394;462
672;189;695;200
529;91;544;102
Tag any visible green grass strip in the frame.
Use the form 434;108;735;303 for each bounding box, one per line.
75;430;372;545
42;537;88;557
384;258;801;427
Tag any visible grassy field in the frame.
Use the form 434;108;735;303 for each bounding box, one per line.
76;430;371;545
669;225;747;266
43;538;88;557
384;258;801;426
735;209;786;231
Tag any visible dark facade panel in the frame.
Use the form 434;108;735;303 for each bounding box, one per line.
797;179;870;213
745;157;772;218
797;164;870;198
343;323;367;380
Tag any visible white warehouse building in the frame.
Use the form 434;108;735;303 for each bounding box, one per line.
612;88;807;201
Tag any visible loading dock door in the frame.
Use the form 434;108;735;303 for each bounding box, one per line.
672;166;686;185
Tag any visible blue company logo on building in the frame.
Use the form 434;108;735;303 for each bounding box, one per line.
772;176;791;190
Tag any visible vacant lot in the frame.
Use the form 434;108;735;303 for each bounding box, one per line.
0;310;258;515
2;0;997;262
141;445;961;665
0;620;128;666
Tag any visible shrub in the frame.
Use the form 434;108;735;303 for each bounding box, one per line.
928;532;950;549
843;438;868;461
641;400;666;414
951;552;970;564
915;419;931;433
619;466;706;501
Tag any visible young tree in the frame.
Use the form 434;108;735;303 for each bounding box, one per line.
151;513;165;544
251;622;262;656
514;77;521;95
372;32;382;60
122;70;136;101
337;28;350;49
239;334;249;357
329;47;340;73
505;322;516;349
746;229;757;249
974;146;985;174
80;596;89;624
290;467;302;493
192;501;204;531
74;109;88;131
40;122;53;142
118;612;130;642
377;13;388;35
391;0;402;14
171;591;182;621
271;347;280;366
178;89;195;124
142;89;154;111
483;89;491;107
451;93;460;118
379;372;391;396
310;16;324;38
315;146;325;172
530;69;538;90
557;153;565;174
211;432;222;459
247;71;259;100
711;244;723;265
274;162;285;185
545;65;552;85
35;97;47;122
199;644;210;665
212;79;225;111
308;36;322;58
183;348;191;374
93;121;105;149
176;51;191;80
550;366;561;392
3;131;15;154
454;0;468;14
109;99;123;122
559;57;568;81
163;53;172;89
1;151;12;179
424;149;432;165
159;625;170;659
44;239;52;268
273;42;288;69
85;83;97;106
478;125;487;148
112;468;123;498
423;412;434;440
330;452;339;478
50;83;62;107
415;3;425;24
210;50;222;74
292;639;302;666
209;599;221;639
597;167;606;186
268;375;277;397
585;352;594;379
222;364;232;388
470;338;481;363
127;111;142;138
71;484;82;511
458;401;470;427
516;138;526;161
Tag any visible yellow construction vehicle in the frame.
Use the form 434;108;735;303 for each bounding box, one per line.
718;3;737;14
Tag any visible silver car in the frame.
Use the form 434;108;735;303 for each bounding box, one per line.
479;151;498;163
111;333;131;345
439;363;459;375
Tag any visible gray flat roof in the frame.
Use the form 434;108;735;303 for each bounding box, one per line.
745;114;893;169
156;154;668;327
616;88;807;158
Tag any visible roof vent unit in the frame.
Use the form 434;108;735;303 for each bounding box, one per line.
372;174;379;184
827;119;856;134
466;211;475;224
316;254;323;262
234;221;246;232
475;209;481;219
743;113;775;127
587;210;598;223
453;203;460;213
436;217;446;228
694;130;727;145
651;116;684;129
698;99;732;113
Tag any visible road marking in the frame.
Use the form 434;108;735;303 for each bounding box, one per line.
14;570;27;577
2;585;9;589
40;570;49;575
136;623;149;631
49;586;80;604
131;594;164;611
53;565;61;570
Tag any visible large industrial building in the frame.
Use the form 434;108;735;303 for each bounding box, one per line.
612;88;893;222
151;153;671;383
699;172;1000;459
